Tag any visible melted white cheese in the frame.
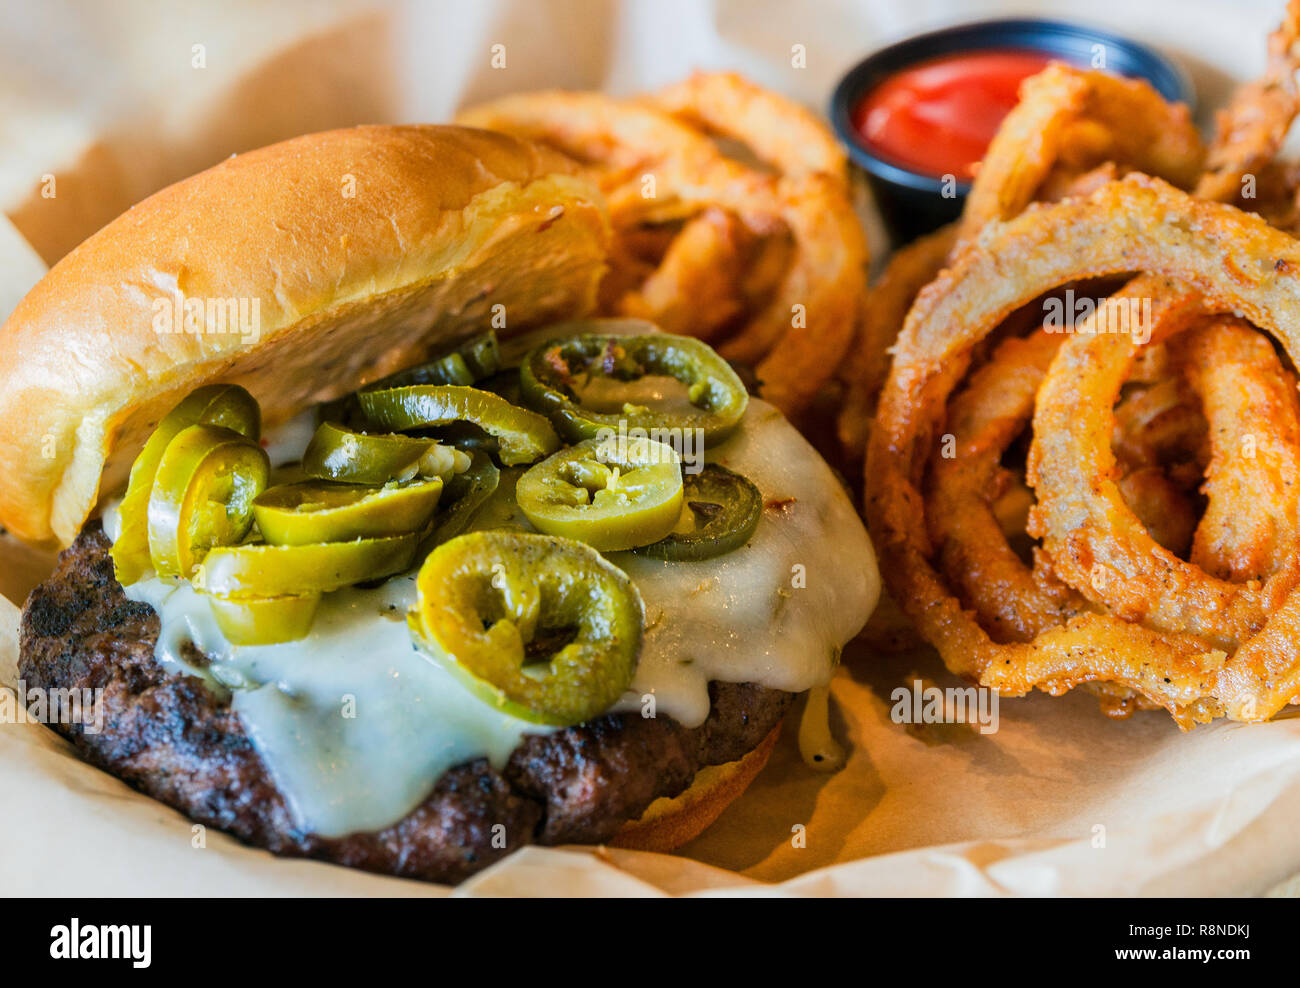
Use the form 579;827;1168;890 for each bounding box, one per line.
125;574;543;835
116;399;880;838
609;403;878;727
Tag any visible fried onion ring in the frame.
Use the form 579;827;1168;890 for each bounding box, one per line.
865;175;1300;726
618;207;751;339
650;71;848;181
836;223;957;457
1195;0;1300;205
1030;303;1300;649
959;64;1205;240
926;329;1082;643
457;85;867;415
1169;319;1300;583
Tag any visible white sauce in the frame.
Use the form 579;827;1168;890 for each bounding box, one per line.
116;399;880;838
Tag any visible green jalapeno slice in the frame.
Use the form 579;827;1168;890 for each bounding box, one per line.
146;424;269;579
206;592;322;645
516;436;683;551
364;332;503;391
112;384;261;583
358;385;559;465
252;478;443;546
302;422;468;484
428;451;500;545
633;463;762;561
409;530;643;726
518;332;748;444
194;534;419;597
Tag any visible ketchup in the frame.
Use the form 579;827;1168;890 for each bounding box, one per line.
852;49;1055;181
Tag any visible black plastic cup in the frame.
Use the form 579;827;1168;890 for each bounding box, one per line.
830;18;1196;245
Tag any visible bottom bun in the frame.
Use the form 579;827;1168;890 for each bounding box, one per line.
608;722;782;853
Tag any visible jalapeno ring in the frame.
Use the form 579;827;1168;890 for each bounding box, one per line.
358;385;559;465
112;384;261;584
381;332;503;389
519;332;748;444
428;451;500;545
410;530;644;726
633;463;762;561
364;332;503;391
252;478;443;546
206;592;322;645
146;424;270;579
302;422;464;484
194;534;419;597
516;436;684;551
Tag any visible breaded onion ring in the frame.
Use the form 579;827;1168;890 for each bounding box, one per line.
926;329;1081;643
1196;0;1300;204
836;223;957;457
458;84;867;415
866;175;1300;727
959;64;1205;240
1030;305;1300;649
1168;319;1300;583
651;71;848;181
619;207;750;340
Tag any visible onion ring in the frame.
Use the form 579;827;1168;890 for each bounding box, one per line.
1195;0;1300;204
1114;466;1199;558
926;329;1081;642
458;84;867;415
1169;318;1300;583
1029;302;1300;649
959;64;1204;240
865;174;1300;726
836;223;957;457
618;207;750;339
650;71;848;181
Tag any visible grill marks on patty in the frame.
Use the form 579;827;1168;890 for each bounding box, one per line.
18;526;792;883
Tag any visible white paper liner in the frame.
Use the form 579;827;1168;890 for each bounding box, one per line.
1;0;1297;897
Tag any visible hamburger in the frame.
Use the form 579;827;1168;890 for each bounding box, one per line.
2;125;879;883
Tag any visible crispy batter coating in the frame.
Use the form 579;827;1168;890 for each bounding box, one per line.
866;176;1300;727
459;76;867;416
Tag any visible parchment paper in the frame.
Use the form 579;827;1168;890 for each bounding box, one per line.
2;0;1298;897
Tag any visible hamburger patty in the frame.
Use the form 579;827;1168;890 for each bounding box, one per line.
18;526;793;883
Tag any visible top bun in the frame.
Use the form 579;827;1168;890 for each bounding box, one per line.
0;125;609;546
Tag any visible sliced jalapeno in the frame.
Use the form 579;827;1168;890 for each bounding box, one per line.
409;530;643;726
428;450;500;545
457;332;503;380
516;436;683;551
252;478;443;546
358;385;559;465
194;534;418;597
302;422;467;484
519;332;748;444
206;592;321;645
633;464;761;561
112;384;261;584
364;332;502;391
146;424;269;579
458;466;530;533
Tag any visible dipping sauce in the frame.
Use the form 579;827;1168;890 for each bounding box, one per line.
852;49;1055;181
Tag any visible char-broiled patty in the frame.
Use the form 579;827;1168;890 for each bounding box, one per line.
18;527;792;883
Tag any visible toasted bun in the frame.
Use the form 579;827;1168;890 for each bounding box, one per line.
0;125;609;546
610;723;781;853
